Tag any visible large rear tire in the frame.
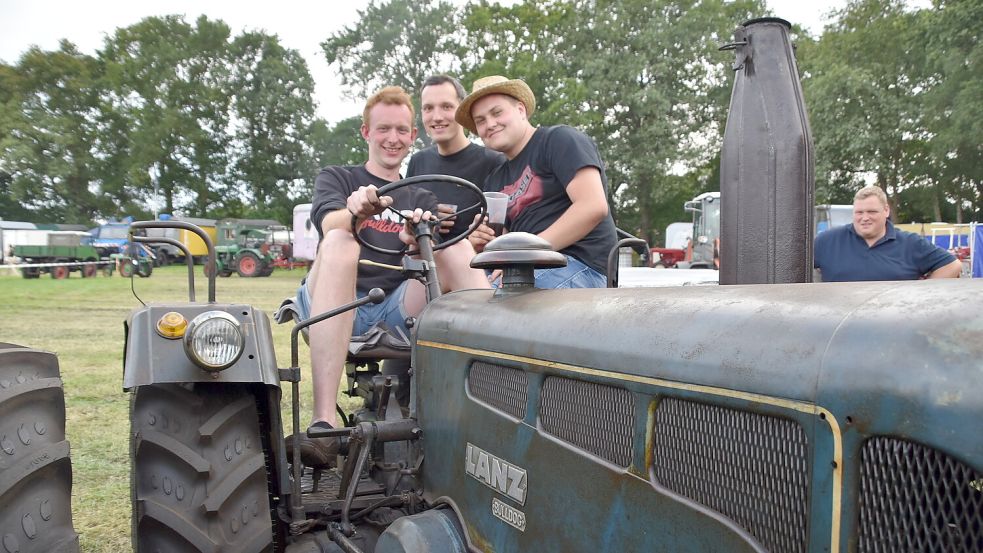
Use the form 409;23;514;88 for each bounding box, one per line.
130;383;275;553
0;346;80;552
236;252;262;278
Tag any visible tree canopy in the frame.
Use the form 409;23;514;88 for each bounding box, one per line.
0;0;977;235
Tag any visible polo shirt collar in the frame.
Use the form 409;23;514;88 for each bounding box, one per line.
848;219;897;247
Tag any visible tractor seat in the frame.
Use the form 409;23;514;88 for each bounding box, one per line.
274;296;411;361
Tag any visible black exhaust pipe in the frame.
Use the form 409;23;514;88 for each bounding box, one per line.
719;18;815;284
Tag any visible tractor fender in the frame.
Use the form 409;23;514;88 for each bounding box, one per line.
122;303;281;389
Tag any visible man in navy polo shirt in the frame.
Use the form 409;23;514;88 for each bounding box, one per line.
814;185;961;282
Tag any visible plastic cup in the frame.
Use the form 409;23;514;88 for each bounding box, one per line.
484;192;508;236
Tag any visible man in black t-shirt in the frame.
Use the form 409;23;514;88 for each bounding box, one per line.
456;75;617;288
290;86;488;466
407;75;504;239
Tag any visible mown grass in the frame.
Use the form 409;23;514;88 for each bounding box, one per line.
0;265;325;552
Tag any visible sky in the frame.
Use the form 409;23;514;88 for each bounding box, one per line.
0;0;920;124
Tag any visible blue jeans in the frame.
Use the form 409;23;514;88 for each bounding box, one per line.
297;279;412;336
491;254;606;289
535;255;607;288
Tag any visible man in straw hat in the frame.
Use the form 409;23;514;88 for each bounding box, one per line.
286;85;489;466
457;75;617;288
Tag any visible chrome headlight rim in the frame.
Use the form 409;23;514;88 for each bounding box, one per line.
183;311;245;371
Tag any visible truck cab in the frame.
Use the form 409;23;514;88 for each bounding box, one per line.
683;191;721;269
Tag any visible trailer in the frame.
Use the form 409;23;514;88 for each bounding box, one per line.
292;203;318;262
13;232;113;279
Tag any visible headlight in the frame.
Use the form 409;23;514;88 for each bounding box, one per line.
183;311;244;371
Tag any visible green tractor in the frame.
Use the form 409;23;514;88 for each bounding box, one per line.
211;218;288;277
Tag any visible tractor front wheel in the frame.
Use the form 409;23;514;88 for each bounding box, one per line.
119;260;136;278
236;252;262;278
130;383;274;553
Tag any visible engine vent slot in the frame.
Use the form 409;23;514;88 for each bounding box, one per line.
858;436;983;553
540;376;633;467
652;397;809;553
467;361;527;419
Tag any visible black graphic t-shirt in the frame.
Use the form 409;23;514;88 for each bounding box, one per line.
484;126;617;274
407;143;505;238
312;165;437;294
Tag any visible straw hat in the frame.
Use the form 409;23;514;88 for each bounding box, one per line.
455;76;536;134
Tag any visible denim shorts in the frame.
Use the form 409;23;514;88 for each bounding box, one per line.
490;254;607;289
296;278;412;336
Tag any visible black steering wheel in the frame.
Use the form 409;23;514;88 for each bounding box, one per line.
351;174;487;256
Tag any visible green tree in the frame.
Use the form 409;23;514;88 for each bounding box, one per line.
459;0;584;127
228;31;319;222
799;0;936;219
321;0;465;143
922;0;982;221
308;116;368;169
99;15;233;217
0;42;111;223
567;0;762;243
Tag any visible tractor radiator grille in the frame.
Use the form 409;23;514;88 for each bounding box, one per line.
540;376;633;467
858;437;983;553
467;362;527;419
651;397;809;553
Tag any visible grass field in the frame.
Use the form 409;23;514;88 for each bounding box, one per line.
0;265;324;552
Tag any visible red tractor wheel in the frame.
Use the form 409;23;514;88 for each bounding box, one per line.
51;265;70;279
236;252;261;278
82;263;98;278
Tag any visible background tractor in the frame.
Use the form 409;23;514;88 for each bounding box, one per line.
212;218;291;277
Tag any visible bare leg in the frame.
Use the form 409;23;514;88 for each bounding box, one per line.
307;229;359;427
434;240;492;292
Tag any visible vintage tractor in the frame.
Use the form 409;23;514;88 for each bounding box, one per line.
210;218;286;277
120;18;981;553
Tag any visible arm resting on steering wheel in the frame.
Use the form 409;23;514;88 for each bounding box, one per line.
321;207;358;236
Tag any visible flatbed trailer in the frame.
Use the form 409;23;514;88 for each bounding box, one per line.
13;243;112;279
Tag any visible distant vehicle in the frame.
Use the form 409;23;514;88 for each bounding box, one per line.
2;221;93;264
815;204;852;234
292;203;318;262
650;222;692;268
143;215;217;265
211;218;288;277
13;231;113;279
682;191;721;269
85;222;132;257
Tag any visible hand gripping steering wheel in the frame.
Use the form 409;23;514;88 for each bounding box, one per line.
351;174;488;256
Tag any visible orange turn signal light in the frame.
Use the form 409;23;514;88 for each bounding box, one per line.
156;311;188;339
